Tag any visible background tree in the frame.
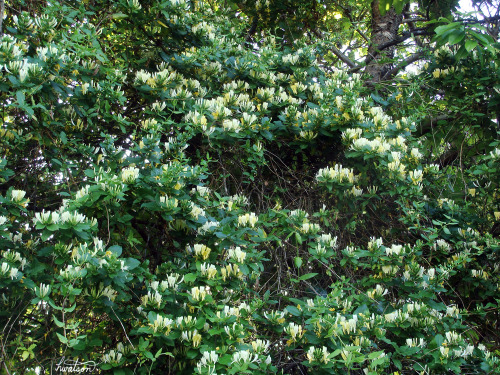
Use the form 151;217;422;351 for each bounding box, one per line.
0;0;499;374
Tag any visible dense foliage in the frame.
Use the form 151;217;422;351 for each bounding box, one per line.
0;0;499;373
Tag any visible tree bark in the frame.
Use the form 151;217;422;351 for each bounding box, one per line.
0;0;5;36
365;0;403;82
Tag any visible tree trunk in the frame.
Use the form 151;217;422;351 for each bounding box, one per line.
0;0;5;36
366;0;403;82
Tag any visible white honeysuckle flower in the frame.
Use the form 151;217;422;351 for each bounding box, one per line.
181;329;202;347
384;310;399;323
410;148;422;160
386;244;404;256
190;286;209;301
193;244;211;260
198;350;218;367
445;331;461;344
341;128;362;141
81;82;90;95
33;210;56;225
102;286;117;302
316;164;355;184
299;130;317;141
151;315;173;333
317;233;337;248
75;185;90;199
251;339;270;354
238;212;258;228
151;101;166;112
102;350;123;364
289;209;308;220
351;137;391;154
440;346;450;358
490;148;500;159
446;305;460;317
37;283;51;298
121;167;139;183
159;195;178;209
198;220;219;234
348;185;363;196
141;290;162;308
163;273;183;290
231;350;259;365
127;0;142;11
1;262;10;275
59;265;85;281
340;315;358;334
307;346;331;364
368;237;383;251
223;118;241;133
406;338;426;348
285;322;304;341
190;203;206;220
409;169;423;184
9;267;19;279
10;189;26;202
227;247;246;263
300;222;320;234
200;263;217;279
367;284;388;299
387;160;406;177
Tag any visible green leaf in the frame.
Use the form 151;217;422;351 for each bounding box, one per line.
353;304;368;315
16;91;25;106
186;349;198;359
108;245;122;257
53;315;66;328
371;93;388;106
56;332;68;344
435;22;460;36
112;13;128;19
294;256;303;268
393;0;405;14
286;305;301;316
378;0;391;14
393;359;402;369
68;338;82;347
469;30;491;45
368;350;385;359
298;272;318;281
219;354;232;365
448;30;465;45
184;273;197;283
48;300;64;311
465;39;478;52
60;131;67;145
330;349;341;357
125;258;141;270
434;334;444;347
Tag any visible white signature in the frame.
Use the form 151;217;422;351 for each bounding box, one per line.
55;357;99;373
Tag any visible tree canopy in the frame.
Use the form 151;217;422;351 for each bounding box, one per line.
0;0;499;373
